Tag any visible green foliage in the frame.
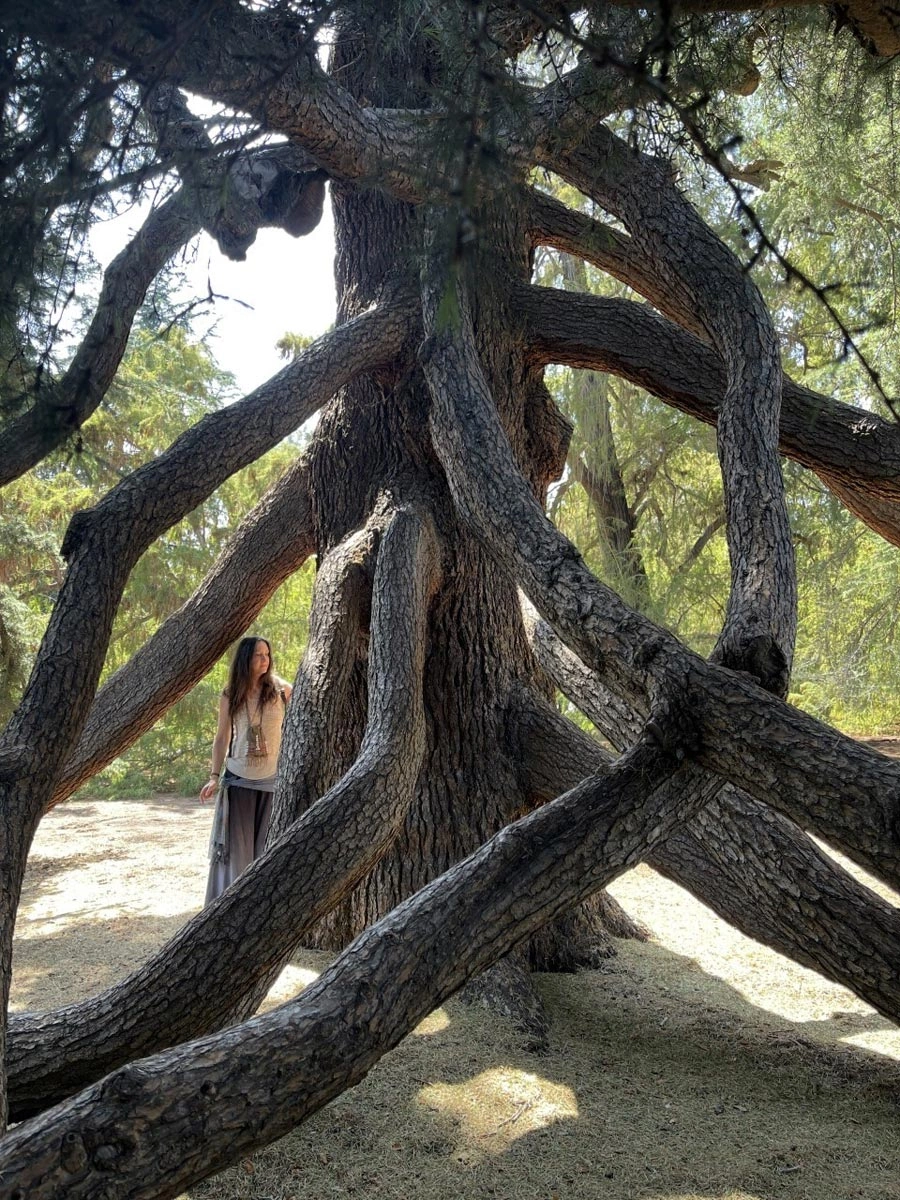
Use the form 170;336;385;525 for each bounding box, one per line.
786;463;900;731
0;324;315;792
538;60;900;735
671;21;900;415
276;331;317;360
550;362;900;734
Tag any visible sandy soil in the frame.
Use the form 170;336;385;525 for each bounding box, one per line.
11;793;900;1200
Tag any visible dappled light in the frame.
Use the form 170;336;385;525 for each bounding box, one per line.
258;963;323;1011
412;1008;451;1036
15;799;900;1200
610;865;900;1062
417;1067;579;1157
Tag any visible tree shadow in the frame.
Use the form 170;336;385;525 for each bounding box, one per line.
11;909;199;1015
19;849;128;910
190;938;900;1200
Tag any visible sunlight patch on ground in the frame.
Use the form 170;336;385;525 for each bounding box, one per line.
412;1007;450;1035
417;1067;578;1158
609;863;900;1061
20;798;209;929
666;1194;766;1199
260;963;322;1009
842;1029;900;1056
18;797;900;1200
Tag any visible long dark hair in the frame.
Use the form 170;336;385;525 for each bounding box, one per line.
225;637;278;716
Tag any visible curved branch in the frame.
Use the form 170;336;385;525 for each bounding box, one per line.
270;521;382;840
0;723;710;1197
8;502;440;1120
50;452;317;807
514;648;900;1025
0;301;413;1103
524;187;709;340
143;84;326;260
537;124;796;691
1;91;330;490
421;268;900;888
519;282;900;547
0;189;199;488
224;520;384;1021
12;1;439;201
4;295;412;784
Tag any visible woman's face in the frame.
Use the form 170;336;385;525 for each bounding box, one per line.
250;640;271;679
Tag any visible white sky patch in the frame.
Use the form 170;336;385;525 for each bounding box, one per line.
89;188;337;396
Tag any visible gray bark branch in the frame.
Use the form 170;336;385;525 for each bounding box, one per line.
50;453;317;807
7;503;440;1120
0;190;199;488
0;728;709;1198
519;631;900;1024
535;124;796;690
519;282;900;548
421;267;900;889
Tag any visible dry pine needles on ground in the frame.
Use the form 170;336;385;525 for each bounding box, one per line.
11;794;900;1200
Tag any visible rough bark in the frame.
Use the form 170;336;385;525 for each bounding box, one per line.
525;186;709;340
1;297;410;797
422;274;900;889
50;453;316;806
514;643;900;1024
6;0;444;202
0;86;327;489
143;83;326;260
534;124;796;691
520;283;900;547
0;300;409;1120
3;3;899;1185
0;190;199;488
833;0;900;56
265;25;572;961
7;503;439;1121
0;729;714;1200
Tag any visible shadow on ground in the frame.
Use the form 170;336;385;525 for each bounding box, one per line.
183;938;900;1200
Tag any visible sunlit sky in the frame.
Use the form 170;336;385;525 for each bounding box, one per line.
89;189;338;396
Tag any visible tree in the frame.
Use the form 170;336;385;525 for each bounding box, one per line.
1;2;900;1195
0;323;315;785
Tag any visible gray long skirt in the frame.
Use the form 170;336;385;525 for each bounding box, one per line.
204;784;273;904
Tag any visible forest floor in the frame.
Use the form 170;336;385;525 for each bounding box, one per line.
11;772;900;1200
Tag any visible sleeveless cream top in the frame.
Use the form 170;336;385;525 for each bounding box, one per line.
225;685;286;781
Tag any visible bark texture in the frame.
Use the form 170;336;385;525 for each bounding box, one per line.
1;728;714;1200
8;504;439;1120
520;283;900;548
3;2;900;1187
525;621;900;1023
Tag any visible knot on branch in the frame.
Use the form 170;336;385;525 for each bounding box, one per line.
60;509;94;562
100;1062;150;1105
260;167;328;238
0;743;29;784
713;633;790;700
417;333;438;368
60;1131;88;1174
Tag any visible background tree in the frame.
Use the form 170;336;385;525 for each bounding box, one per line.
0;2;900;1197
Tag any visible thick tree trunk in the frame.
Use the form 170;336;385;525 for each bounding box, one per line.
7;503;439;1120
0;731;710;1200
4;4;900;1193
268;25;605;979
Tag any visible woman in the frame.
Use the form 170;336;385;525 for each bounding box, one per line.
199;636;292;903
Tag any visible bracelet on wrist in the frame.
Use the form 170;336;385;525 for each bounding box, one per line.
209;771;220;778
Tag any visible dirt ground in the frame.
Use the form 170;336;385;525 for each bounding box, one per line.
11;791;900;1200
